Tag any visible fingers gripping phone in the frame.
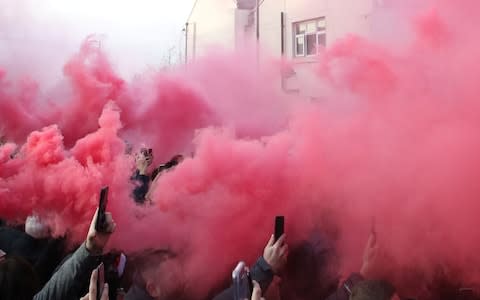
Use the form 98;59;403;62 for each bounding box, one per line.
97;263;105;300
274;216;285;242
232;261;253;300
95;186;109;233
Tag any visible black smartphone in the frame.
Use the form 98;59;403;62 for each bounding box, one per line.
95;186;109;232
274;216;285;242
97;263;105;300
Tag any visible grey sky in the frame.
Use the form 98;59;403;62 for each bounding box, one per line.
0;0;196;82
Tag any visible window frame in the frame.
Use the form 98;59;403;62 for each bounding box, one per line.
293;17;326;58
294;34;305;57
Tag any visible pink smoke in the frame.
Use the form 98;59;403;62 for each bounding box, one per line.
2;0;480;298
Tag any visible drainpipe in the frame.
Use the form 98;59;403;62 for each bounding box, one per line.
280;11;287;91
256;0;260;65
184;22;189;64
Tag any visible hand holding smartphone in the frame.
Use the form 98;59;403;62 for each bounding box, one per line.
95;187;109;233
232;261;253;300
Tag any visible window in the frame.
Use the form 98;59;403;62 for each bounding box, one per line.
294;17;326;57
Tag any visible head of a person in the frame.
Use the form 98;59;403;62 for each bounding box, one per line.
350;280;398;300
280;237;339;300
133;249;185;300
0;255;40;300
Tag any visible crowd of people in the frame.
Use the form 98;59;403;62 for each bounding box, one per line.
0;145;478;300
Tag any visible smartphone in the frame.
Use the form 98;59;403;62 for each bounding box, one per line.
97;263;105;300
95;186;109;232
274;216;285;242
232;261;253;300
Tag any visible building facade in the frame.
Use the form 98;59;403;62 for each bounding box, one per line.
186;0;381;96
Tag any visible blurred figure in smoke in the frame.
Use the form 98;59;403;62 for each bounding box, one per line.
278;230;340;300
125;249;185;300
131;148;154;204
350;280;397;300
131;149;184;205
326;232;400;300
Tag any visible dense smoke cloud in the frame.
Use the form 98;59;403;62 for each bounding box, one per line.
2;0;480;298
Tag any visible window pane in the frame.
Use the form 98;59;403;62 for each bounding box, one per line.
306;21;317;33
296;36;305;56
317;18;326;30
317;33;326;47
306;34;317;55
296;23;306;34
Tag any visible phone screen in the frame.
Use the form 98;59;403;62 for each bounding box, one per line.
274;216;285;242
95;186;109;232
97;263;105;300
232;262;252;300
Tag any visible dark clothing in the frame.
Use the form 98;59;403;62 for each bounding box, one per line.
325;273;364;300
34;243;100;300
131;170;151;204
0;226;65;285
212;257;274;300
125;284;155;300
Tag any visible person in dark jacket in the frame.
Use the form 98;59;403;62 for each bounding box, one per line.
131;148;184;204
279;230;340;300
0;221;66;286
0;255;40;300
212;233;288;300
131;148;154;204
0;208;116;300
33;208;116;300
